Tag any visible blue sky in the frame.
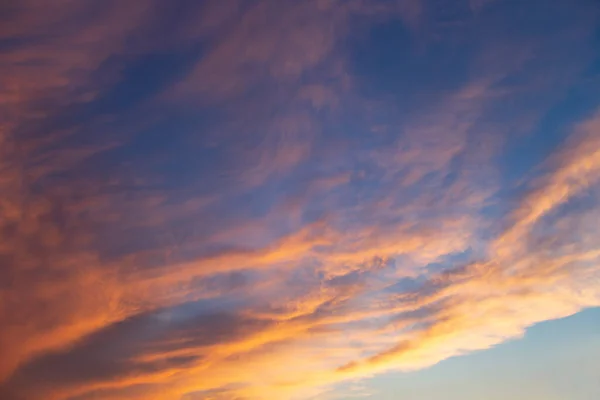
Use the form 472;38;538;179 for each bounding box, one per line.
0;0;599;399
349;308;600;400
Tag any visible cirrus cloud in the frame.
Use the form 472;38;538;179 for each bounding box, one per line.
1;0;599;399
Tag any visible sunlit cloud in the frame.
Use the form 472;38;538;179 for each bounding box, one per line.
1;0;599;399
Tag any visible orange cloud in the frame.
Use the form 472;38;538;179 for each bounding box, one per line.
334;112;600;378
1;1;599;399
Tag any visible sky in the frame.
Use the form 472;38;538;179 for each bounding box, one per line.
0;0;599;399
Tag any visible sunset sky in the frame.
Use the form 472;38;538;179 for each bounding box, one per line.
1;0;600;399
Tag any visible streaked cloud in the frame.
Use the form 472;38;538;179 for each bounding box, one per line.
1;0;599;399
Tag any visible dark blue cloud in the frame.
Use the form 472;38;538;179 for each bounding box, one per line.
347;15;474;109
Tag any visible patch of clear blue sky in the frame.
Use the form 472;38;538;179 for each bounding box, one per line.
348;307;600;400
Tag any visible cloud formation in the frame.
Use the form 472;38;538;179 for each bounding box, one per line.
1;0;599;399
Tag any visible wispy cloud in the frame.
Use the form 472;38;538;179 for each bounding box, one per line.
1;0;599;399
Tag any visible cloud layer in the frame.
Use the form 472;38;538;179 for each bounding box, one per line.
1;0;599;399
